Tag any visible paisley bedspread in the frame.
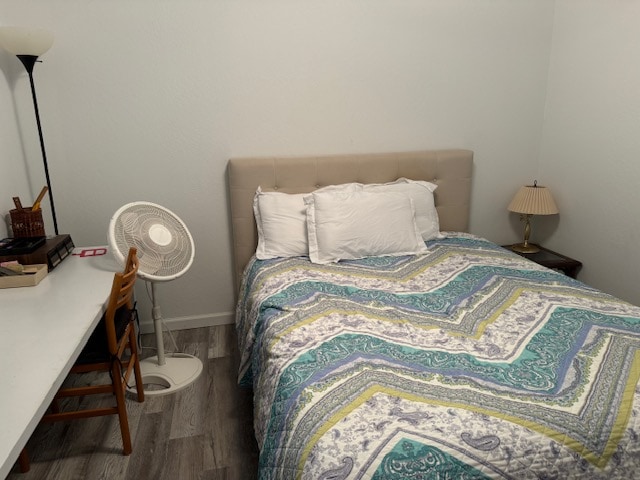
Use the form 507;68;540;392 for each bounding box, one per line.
236;234;640;479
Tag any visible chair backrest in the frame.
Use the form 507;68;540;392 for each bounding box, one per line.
104;247;139;354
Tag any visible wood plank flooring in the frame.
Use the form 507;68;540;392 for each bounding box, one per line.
7;325;259;480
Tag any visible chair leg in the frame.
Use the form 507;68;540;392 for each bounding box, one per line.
129;326;145;403
111;362;133;455
18;448;30;473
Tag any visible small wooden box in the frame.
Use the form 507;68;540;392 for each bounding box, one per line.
0;264;48;288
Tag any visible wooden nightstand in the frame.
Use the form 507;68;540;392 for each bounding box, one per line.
503;244;582;279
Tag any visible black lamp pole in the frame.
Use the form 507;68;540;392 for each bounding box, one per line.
16;54;59;236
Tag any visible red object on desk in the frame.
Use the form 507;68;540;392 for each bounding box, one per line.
73;248;107;257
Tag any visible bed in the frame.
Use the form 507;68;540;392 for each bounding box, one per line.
228;150;640;479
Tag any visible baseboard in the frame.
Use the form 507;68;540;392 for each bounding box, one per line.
138;311;234;334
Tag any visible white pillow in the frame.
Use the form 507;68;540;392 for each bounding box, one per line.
253;188;307;259
363;178;440;241
253;183;361;259
304;190;429;264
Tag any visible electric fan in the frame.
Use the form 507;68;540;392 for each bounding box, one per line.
108;201;202;396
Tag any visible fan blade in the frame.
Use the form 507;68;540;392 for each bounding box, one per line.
121;212;139;234
139;250;164;275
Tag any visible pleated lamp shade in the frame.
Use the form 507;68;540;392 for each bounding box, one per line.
508;183;558;216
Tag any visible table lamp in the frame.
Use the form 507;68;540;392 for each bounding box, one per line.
507;181;558;253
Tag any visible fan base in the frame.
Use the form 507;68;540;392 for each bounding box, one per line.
128;353;203;397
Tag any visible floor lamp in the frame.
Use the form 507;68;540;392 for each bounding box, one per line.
0;27;58;235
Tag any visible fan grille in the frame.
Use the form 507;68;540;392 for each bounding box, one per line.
110;202;194;280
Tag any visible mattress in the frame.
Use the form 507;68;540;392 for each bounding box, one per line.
236;234;640;479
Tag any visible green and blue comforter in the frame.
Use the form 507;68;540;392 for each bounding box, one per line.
236;234;640;479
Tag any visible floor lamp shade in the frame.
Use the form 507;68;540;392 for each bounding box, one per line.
0;27;53;56
0;27;59;235
507;182;558;253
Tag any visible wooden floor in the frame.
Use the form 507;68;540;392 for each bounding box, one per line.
7;325;259;480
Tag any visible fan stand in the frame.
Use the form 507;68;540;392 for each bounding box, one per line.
129;282;203;396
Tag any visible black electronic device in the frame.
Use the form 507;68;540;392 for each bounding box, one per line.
0;237;47;256
0;234;74;271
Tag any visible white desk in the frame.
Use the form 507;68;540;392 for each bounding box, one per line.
0;247;120;478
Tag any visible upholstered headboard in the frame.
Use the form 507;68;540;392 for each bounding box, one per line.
227;149;473;287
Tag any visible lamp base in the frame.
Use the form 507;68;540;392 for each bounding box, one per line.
509;243;540;254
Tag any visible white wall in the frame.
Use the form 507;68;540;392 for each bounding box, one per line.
539;0;640;305
0;1;569;330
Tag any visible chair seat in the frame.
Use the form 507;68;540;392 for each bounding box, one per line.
75;306;135;365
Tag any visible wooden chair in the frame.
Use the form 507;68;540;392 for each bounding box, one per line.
18;247;145;472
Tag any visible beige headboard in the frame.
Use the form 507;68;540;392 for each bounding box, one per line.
228;149;473;287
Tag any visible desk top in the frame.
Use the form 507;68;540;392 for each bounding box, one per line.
0;247;120;478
